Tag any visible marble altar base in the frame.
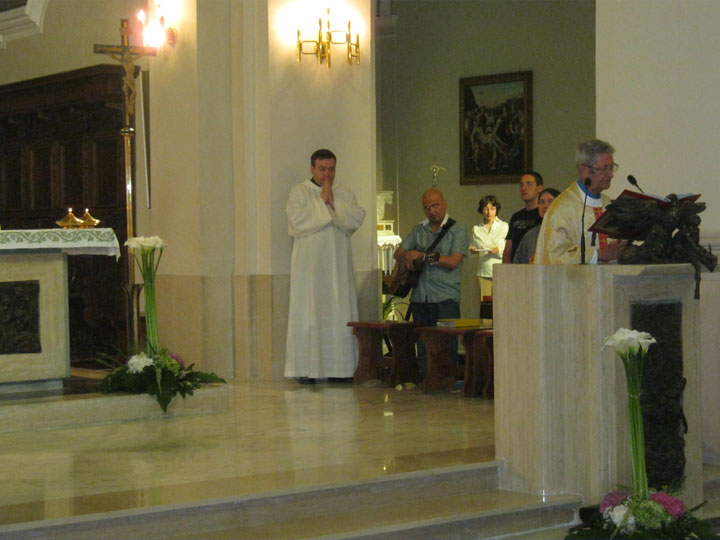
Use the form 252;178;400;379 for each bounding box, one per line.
0;253;69;388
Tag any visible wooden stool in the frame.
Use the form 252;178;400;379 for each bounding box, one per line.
464;329;494;398
480;296;493;320
347;321;422;386
414;325;493;397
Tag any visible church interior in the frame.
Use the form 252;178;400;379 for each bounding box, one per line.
2;0;720;538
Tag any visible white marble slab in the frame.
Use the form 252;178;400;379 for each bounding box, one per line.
493;264;702;506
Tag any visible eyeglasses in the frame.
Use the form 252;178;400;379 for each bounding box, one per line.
586;163;620;173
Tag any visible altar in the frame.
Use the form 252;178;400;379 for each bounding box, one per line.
0;228;120;392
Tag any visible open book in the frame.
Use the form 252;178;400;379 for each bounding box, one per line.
436;318;481;328
614;189;699;205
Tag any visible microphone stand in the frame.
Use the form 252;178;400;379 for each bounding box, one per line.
627;174;645;194
580;178;591;264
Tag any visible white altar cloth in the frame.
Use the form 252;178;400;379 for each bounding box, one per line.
0;228;120;259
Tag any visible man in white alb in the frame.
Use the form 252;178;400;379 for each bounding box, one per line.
284;149;366;384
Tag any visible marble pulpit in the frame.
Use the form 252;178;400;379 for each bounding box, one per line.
493;264;702;507
0;228;120;392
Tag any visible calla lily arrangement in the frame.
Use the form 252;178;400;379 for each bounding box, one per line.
565;329;715;539
126;235;167;355
603;328;656;500
99;236;225;412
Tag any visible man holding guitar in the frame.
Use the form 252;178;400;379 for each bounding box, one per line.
393;188;469;374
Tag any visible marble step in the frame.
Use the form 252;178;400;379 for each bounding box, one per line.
0;384;229;434
1;462;581;540
484;524;572;540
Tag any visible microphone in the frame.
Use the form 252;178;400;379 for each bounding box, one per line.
580;177;591;264
627;174;645;194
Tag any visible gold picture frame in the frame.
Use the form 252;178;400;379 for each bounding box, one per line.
460;71;533;184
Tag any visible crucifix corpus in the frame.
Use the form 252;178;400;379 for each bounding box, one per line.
94;19;156;352
430;161;446;186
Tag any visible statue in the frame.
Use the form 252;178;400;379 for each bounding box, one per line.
430;161;445;186
600;193;716;298
376;191;393;221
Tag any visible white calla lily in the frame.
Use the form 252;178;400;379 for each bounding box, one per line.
124;235;167;355
602;328;656;356
603;327;657;501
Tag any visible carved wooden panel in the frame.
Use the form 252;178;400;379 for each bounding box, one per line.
1;144;22;208
0;279;41;355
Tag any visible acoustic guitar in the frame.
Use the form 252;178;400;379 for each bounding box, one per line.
387;251;440;297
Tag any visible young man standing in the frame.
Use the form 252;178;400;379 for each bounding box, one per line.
502;171;544;263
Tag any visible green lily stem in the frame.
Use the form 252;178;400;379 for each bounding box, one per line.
133;247;162;357
623;349;649;500
144;279;159;356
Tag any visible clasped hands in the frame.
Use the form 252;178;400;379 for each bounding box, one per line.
320;181;335;209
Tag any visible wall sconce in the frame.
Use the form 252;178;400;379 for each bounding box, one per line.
296;8;359;68
137;1;179;48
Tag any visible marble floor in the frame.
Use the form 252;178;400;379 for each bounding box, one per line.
0;377;496;530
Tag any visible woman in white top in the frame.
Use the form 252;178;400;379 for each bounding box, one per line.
470;195;508;302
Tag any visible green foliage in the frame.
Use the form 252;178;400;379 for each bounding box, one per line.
565;503;719;539
100;349;226;413
382;295;408;320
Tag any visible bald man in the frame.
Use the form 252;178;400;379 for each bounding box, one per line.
394;189;469;373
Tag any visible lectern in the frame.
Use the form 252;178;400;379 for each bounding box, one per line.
493;264;701;506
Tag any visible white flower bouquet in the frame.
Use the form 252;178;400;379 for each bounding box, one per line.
100;236;224;412
565;329;716;539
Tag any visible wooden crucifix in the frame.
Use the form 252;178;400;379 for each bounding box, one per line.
94;19;156;353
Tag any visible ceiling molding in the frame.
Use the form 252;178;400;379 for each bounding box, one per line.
0;0;49;48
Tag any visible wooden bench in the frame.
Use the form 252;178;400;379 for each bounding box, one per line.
414;326;494;398
347;321;422;386
480;295;493;320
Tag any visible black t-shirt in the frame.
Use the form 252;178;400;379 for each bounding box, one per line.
506;207;542;260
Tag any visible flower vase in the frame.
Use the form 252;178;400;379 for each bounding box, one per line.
143;278;159;356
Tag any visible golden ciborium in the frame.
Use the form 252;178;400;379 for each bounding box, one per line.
80;208;101;228
56;208;84;229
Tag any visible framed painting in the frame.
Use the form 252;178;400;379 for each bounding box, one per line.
459;71;532;184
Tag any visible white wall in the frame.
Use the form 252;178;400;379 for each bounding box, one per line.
597;0;720;244
0;0;145;85
268;0;377;276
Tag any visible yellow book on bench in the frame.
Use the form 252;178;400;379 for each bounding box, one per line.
436;318;481;328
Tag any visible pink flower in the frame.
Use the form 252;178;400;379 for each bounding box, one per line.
169;352;185;368
600;491;629;513
650;492;686;519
